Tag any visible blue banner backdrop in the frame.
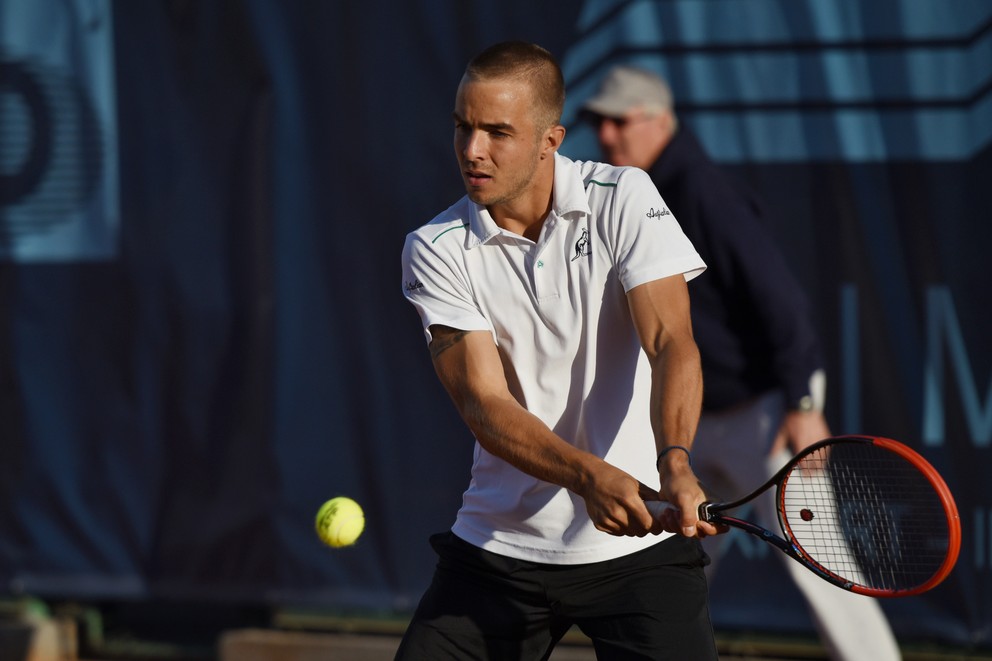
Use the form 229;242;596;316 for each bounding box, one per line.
0;0;988;650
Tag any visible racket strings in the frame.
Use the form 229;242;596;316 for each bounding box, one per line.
780;444;952;592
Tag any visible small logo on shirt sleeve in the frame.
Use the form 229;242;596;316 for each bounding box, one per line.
647;207;671;219
404;279;424;292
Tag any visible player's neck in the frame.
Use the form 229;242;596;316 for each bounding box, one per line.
489;167;555;242
491;205;551;242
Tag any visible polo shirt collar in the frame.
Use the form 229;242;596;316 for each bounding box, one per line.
551;152;593;220
464;152;592;250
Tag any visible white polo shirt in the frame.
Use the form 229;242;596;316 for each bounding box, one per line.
401;152;705;564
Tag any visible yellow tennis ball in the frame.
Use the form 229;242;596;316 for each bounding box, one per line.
315;497;365;548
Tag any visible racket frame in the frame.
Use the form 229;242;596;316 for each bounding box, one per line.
698;435;962;597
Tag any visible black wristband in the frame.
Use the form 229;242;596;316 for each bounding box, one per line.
656;445;691;470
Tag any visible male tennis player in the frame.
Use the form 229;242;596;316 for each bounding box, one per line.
398;41;724;659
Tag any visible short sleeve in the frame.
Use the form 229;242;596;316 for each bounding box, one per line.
610;168;706;291
401;229;493;344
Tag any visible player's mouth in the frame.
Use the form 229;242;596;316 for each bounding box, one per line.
465;170;493;186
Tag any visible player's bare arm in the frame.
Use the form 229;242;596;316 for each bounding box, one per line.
428;327;470;361
627;275;722;538
427;324;656;536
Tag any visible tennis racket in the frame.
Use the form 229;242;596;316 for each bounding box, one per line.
650;435;961;597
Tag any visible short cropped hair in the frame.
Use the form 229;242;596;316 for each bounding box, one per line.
465;41;565;131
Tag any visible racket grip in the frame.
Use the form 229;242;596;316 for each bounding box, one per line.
644;500;668;518
648;501;715;524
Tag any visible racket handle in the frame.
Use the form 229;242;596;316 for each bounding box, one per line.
644;500;668;518
647;500;715;524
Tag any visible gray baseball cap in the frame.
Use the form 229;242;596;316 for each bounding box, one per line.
582;65;674;118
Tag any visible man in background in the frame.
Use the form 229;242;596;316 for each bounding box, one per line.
582;65;901;661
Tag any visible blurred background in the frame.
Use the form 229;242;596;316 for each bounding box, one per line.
0;0;989;659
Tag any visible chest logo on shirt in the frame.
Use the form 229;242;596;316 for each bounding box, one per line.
571;228;591;261
404;278;424;292
647;207;671;219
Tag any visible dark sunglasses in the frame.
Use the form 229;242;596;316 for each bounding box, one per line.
580;110;652;129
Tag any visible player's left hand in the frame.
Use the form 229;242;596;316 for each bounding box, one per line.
652;455;727;539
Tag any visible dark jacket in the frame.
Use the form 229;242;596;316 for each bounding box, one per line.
649;128;823;412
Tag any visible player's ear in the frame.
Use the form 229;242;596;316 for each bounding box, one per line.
541;124;566;158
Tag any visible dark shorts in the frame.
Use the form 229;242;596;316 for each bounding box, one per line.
394;532;718;661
